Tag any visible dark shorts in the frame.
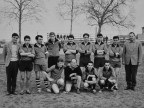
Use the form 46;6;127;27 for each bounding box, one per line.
94;57;105;68
79;55;91;67
34;64;47;71
19;60;33;72
48;56;59;68
110;60;121;68
98;79;115;89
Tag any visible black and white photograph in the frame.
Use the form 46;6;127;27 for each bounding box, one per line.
0;0;144;108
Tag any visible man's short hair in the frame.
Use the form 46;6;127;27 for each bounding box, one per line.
35;35;43;40
104;60;110;64
68;34;74;39
97;33;103;38
113;36;119;40
83;33;89;38
87;61;93;65
49;32;55;36
12;33;19;37
71;58;77;62
129;32;135;36
57;57;64;62
24;35;31;40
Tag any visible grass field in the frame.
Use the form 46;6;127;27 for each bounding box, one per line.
0;50;144;108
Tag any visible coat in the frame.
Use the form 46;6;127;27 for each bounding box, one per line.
122;40;143;65
3;41;20;67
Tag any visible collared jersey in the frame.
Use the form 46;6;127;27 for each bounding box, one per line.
92;41;108;58
63;42;78;62
19;44;35;61
109;44;123;62
79;42;92;56
50;65;64;80
45;38;61;57
99;66;116;80
84;67;98;81
34;43;47;65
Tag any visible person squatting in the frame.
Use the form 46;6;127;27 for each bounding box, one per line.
3;32;143;95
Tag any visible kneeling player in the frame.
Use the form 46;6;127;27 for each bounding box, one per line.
64;59;82;94
83;61;99;93
46;57;65;94
98;60;117;92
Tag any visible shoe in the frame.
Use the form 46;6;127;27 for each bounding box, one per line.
112;90;117;92
20;90;25;95
12;92;17;95
6;92;11;96
124;86;131;90
26;90;31;94
113;86;118;90
37;89;41;93
76;89;80;94
131;87;135;91
46;88;51;93
92;89;96;94
63;91;69;94
99;90;102;93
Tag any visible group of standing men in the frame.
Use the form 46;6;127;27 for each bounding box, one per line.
3;31;143;95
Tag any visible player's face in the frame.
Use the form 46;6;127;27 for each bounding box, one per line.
68;38;74;43
49;34;55;41
129;33;135;41
97;36;103;42
104;63;110;70
37;37;43;44
87;63;93;69
57;62;64;68
71;59;77;68
83;35;89;42
113;38;119;45
25;38;30;44
12;36;19;43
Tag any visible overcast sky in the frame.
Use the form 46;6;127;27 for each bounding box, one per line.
0;0;144;42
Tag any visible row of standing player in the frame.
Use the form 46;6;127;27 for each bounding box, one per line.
3;32;142;95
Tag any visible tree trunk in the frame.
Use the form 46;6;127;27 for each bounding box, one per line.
98;24;102;34
70;0;74;35
19;17;21;44
19;3;22;44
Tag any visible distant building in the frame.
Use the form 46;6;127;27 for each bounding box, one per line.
137;27;144;42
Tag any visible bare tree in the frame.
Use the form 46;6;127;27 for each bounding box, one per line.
82;0;136;35
1;0;45;43
58;0;82;34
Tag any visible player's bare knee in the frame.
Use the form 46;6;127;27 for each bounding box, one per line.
84;82;89;88
92;77;96;82
77;76;81;81
100;80;105;85
52;84;60;94
58;79;64;86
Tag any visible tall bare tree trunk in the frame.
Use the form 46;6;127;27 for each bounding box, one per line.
19;4;22;43
98;24;102;34
70;0;74;35
19;17;21;43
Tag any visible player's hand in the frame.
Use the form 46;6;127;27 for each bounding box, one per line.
49;78;54;82
65;50;71;54
115;53;119;57
138;62;142;66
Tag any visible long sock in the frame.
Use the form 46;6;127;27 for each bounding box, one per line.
36;79;41;90
44;79;49;89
